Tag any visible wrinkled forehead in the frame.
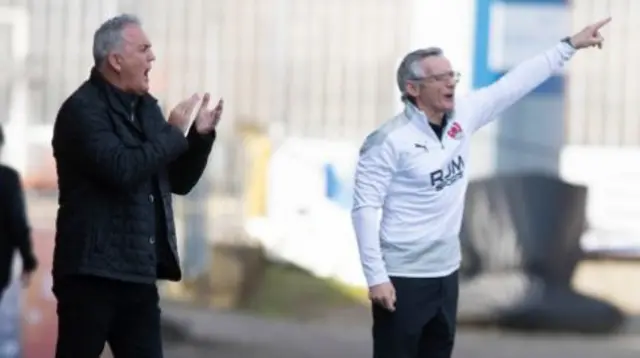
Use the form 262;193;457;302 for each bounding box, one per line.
419;55;452;76
121;24;150;49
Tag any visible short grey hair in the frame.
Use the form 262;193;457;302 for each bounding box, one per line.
396;47;443;102
92;14;141;67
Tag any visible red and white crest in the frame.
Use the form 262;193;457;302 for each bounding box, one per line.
447;122;463;140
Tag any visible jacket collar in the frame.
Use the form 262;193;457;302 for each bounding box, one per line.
88;68;157;134
88;67;157;108
403;101;452;135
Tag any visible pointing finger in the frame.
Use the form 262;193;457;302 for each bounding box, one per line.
592;17;612;31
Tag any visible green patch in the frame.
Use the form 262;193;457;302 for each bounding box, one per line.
161;243;370;324
241;261;368;321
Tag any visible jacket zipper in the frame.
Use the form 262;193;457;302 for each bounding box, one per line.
130;101;136;122
426;124;445;150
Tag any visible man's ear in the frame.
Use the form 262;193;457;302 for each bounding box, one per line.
405;82;420;97
107;53;122;73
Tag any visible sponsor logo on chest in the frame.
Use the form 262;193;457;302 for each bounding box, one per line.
430;155;465;191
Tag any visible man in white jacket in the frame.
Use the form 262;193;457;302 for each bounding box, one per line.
351;17;611;358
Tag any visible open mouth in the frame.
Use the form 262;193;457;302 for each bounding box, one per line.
444;94;454;100
144;69;150;80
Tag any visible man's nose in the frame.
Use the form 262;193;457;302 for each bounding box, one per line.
148;50;156;62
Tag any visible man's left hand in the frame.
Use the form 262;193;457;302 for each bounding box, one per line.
194;93;224;135
570;17;611;50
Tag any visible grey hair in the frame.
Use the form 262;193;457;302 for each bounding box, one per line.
396;47;443;102
92;14;141;67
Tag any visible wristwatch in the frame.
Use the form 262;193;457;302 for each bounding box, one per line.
561;36;576;49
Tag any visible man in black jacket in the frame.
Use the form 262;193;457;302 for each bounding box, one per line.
0;124;38;302
51;14;223;358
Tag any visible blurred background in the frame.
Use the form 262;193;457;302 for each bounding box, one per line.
2;0;640;357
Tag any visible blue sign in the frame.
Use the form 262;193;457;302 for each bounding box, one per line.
324;163;354;210
473;0;569;94
473;0;570;174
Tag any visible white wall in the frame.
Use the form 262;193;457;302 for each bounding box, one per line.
561;0;640;254
566;0;637;147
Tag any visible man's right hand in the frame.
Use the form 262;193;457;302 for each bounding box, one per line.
369;281;396;312
168;94;201;133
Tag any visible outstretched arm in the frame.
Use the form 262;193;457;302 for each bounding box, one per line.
463;42;575;132
463;17;611;132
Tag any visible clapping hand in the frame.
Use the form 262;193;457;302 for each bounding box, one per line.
194;93;224;135
168;94;201;133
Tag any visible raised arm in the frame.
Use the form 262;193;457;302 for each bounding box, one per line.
351;133;397;287
168;93;222;195
463;17;611;132
168;125;215;195
463;42;575;131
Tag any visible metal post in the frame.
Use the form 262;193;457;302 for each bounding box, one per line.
181;175;211;280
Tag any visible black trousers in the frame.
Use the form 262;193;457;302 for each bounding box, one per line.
372;271;459;358
54;275;163;358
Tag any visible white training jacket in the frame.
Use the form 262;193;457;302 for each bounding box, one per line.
352;41;576;287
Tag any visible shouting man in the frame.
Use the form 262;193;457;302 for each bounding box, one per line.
51;14;223;357
352;17;611;358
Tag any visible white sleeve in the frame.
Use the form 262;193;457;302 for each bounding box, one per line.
351;133;396;287
462;41;576;132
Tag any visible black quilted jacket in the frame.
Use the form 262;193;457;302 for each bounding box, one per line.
51;68;215;284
